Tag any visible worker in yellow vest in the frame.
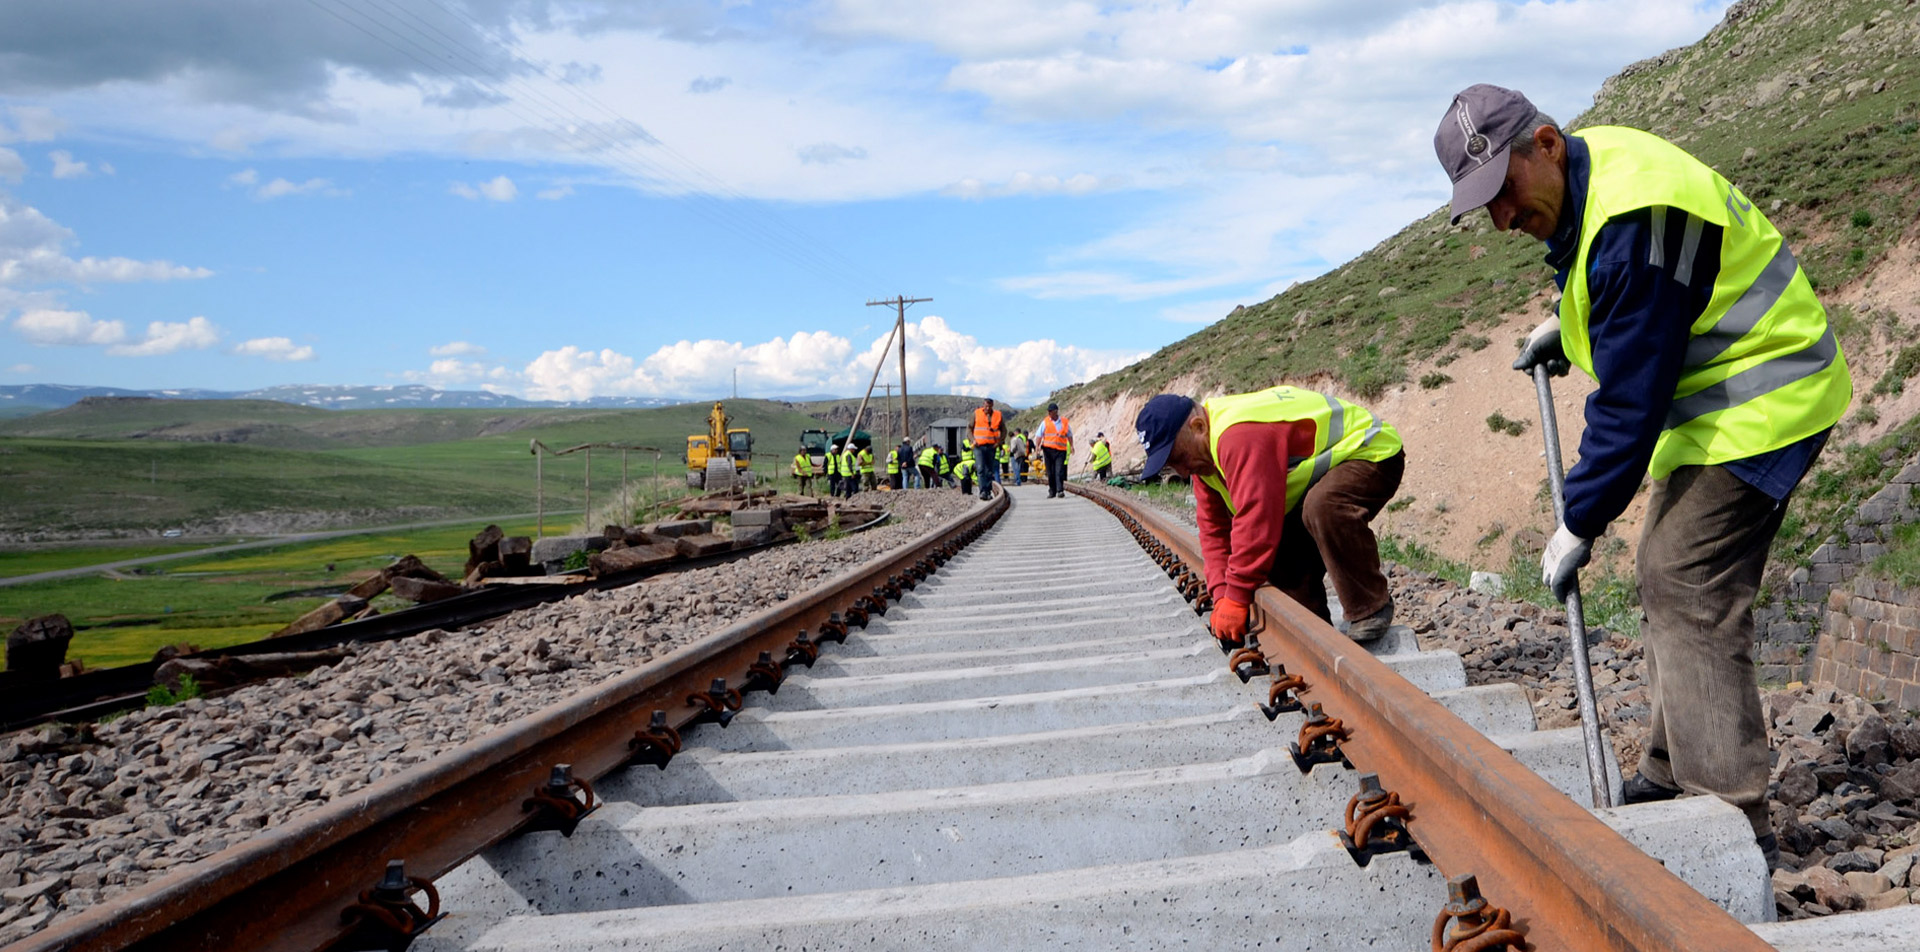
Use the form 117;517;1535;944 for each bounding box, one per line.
1089;434;1113;482
916;444;939;489
1134;388;1403;646
1435;85;1851;861
823;441;842;497
858;445;875;491
838;443;860;499
790;444;814;497
886;444;903;490
953;454;977;496
1038;403;1074;498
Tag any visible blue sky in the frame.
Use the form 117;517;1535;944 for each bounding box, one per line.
0;0;1732;404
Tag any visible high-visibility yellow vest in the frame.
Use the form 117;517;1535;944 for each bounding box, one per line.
1091;439;1112;469
1198;387;1402;515
858;448;873;474
917;447;937;468
886;449;901;474
954;457;976;478
839;450;857;476
791;452;810;476
824;451;840;477
1561;127;1850;479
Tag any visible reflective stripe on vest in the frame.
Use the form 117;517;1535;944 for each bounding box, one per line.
1196;387;1402;515
1560;127;1850;479
1040;416;1072;450
973;408;1003;445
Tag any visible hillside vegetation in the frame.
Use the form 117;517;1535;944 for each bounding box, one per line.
1053;0;1918;408
0;399;833;540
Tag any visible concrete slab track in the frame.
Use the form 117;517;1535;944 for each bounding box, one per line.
415;483;1815;951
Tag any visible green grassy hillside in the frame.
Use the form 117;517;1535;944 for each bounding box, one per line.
1049;0;1918;407
0;400;832;537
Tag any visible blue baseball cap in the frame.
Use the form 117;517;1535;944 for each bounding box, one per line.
1135;394;1194;479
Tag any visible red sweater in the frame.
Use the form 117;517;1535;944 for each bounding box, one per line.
1193;418;1316;605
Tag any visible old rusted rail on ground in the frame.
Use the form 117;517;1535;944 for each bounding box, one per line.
8;491;1006;952
1069;483;1770;952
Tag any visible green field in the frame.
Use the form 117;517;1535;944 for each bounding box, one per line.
0;398;825;537
0;519;545;670
0;541;212;579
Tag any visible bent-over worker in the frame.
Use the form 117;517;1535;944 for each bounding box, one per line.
1434;84;1850;863
1134;387;1404;644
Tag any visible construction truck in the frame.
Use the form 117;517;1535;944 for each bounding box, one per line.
685;402;754;491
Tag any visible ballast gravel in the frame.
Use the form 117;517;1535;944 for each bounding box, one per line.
0;489;980;943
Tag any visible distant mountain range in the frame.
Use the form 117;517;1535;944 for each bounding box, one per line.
0;384;680;411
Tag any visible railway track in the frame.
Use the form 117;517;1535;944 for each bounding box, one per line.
13;482;1920;951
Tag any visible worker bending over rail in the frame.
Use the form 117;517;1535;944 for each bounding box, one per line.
1089;433;1113;482
1134;388;1403;644
1435;84;1850;863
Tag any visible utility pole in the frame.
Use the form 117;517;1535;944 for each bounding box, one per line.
866;296;929;448
880;384;895;447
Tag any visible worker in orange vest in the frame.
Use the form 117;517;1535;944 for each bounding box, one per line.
1039;402;1073;498
971;396;1004;502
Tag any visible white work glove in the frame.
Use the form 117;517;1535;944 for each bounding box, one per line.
1513;316;1571;377
1540;524;1592;603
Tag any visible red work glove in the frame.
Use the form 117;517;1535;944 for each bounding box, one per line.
1210;596;1249;647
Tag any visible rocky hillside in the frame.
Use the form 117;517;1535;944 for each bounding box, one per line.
1045;0;1920;576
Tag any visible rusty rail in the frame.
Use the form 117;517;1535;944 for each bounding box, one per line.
9;490;1007;952
1068;483;1772;952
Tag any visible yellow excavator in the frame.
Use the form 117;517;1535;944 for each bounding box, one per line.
685;402;754;490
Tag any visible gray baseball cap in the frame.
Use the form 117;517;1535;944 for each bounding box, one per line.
1434;84;1541;224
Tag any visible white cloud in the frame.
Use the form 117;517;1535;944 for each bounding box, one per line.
0;107;63;145
225;167;344;199
507;318;1142;405
0;148;23;183
13;308;126;346
0;192;214;286
105;316;221;356
941;172;1115;200
535;184;573;200
233;336;315;361
6;363;33;374
451;175;518;201
429;340;487;357
48;151;89;179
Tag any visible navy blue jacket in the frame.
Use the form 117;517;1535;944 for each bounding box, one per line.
1544;134;1825;539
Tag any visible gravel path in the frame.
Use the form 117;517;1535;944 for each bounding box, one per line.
0;490;980;943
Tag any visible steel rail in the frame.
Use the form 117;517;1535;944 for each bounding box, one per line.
1068;483;1772;952
7;491;1006;952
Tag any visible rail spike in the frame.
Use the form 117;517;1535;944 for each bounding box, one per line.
1289;702;1353;773
1431;874;1525;952
333;859;444;952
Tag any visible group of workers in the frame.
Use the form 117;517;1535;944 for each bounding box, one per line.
1127;83;1850;866
786;396;1118;503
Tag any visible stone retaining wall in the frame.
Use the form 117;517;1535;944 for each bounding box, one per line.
1807;456;1920;698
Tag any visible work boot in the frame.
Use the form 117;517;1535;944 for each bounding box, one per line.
1344;599;1394;643
1619;772;1682;804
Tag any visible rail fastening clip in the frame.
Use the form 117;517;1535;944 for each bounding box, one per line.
333;859;444;952
687;678;744;728
521;763;599;838
1260;665;1310;721
1431;873;1526;952
1339;772;1423;867
1289;702;1353;773
629;710;683;770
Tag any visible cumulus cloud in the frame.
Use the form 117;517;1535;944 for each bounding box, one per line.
535;184;573;200
13;308;125;346
48;150;89;178
508;318;1141;405
451;175;518;201
0;148;22;183
233;336;314;361
6;363;32;373
0;106;62;144
429;340;487;357
105;316;220;356
1;192;213;285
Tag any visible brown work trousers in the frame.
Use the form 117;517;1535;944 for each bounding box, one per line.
1635;463;1797;837
1267;452;1403;624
